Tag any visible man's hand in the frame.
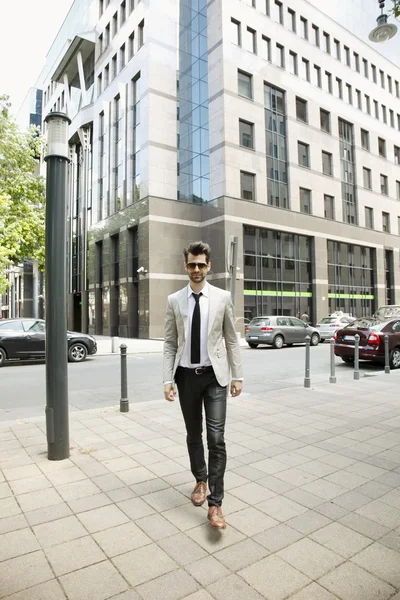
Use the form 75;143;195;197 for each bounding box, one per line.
230;380;243;397
164;383;176;402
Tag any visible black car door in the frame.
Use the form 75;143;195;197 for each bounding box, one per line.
22;320;46;357
0;321;25;358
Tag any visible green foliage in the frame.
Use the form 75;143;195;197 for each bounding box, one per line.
0;95;45;294
392;0;400;18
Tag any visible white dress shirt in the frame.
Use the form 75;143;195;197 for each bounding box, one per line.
179;282;212;368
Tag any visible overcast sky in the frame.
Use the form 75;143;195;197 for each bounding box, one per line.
0;0;74;114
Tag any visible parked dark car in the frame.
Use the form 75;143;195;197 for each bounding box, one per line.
245;316;320;349
0;319;97;367
334;317;400;369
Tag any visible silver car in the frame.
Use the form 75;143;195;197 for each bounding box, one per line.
245;316;320;349
316;315;355;341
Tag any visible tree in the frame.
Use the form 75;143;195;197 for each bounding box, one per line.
391;0;400;18
0;95;45;294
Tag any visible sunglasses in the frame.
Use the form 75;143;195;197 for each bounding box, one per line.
186;262;208;270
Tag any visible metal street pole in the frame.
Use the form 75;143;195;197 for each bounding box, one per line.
230;237;238;307
44;112;71;461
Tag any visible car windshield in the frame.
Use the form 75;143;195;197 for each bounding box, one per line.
374;306;400;319
250;318;270;326
319;318;336;324
346;318;385;331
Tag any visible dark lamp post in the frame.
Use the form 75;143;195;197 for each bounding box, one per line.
44;112;71;461
369;1;397;42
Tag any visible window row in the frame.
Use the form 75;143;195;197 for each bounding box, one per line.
99;0;140;21
98;3;143;56
97;23;144;96
239;0;400;99
232;22;400;132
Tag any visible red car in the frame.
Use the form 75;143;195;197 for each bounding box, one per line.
334;317;400;369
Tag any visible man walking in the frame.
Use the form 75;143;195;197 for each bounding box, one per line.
163;241;243;529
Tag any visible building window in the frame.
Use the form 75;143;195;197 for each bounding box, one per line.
99;0;104;16
346;84;352;105
365;95;371;114
390;109;395;128
380;174;388;195
353;52;360;72
320;109;330;133
247;27;257;54
301;58;310;82
97;73;103;97
276;43;285;68
382;105;387;124
273;0;283;24
288;8;296;32
336;77;343;99
397;180;400;200
300;16;308;39
112;54;117;79
374;100;379;119
323;31;330;53
265;83;288;208
120;43;125;69
289;51;298;76
378;137;386;158
371;64;377;82
361;129;369;150
231;18;241;46
132;73;141;202
395;146;400;165
120;0;126;24
129;0;134;12
344;45;350;66
325;71;332;94
382;212;390;232
241;171;255;200
105;23;110;47
339;119;357;225
104;64;109;87
356;90;362;109
380;69;385;88
300;188;311;214
138;19;144;47
99;111;106;219
296;97;307;122
113;95;122;211
322;151;333;176
363;58;368;77
313;64;321;88
396;80;400;98
129;31;135;59
238;70;252;99
312;24;319;47
365;207;374;229
99;33;103;54
239;119;254;149
298;141;309;168
261;35;271;61
334;38;340;60
112;11;118;37
363;167;372;189
324;195;335;219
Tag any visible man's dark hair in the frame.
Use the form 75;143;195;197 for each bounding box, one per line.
183;241;211;263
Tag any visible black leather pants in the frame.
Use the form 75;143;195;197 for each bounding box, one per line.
175;367;227;507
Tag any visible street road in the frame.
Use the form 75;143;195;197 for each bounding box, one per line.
0;343;384;422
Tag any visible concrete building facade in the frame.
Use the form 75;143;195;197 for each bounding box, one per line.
36;0;400;338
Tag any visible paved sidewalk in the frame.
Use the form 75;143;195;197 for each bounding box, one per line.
1;375;400;599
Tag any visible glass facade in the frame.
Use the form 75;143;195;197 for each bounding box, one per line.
99;111;106;220
265;84;289;208
72;144;83;293
114;95;123;212
178;0;209;203
327;241;375;316
132;74;141;202
339;118;358;225
244;226;313;321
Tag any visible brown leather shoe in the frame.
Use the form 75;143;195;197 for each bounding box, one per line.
207;505;226;529
191;481;207;506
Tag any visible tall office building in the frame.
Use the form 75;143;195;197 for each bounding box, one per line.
35;0;400;337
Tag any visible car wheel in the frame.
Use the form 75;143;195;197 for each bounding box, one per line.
310;333;319;346
390;347;400;369
273;335;284;349
248;343;259;349
68;343;88;363
341;356;354;363
0;347;6;367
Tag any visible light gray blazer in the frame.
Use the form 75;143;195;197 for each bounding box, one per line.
163;283;243;387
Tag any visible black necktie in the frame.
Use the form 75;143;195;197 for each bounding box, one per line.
191;292;202;364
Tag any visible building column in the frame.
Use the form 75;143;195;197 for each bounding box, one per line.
312;237;329;323
375;247;386;309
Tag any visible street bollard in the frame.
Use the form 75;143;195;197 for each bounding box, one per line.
111;336;119;353
329;338;336;384
384;335;390;374
120;344;129;412
354;334;360;380
304;335;311;388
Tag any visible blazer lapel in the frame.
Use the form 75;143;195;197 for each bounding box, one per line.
178;287;189;339
208;284;217;335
